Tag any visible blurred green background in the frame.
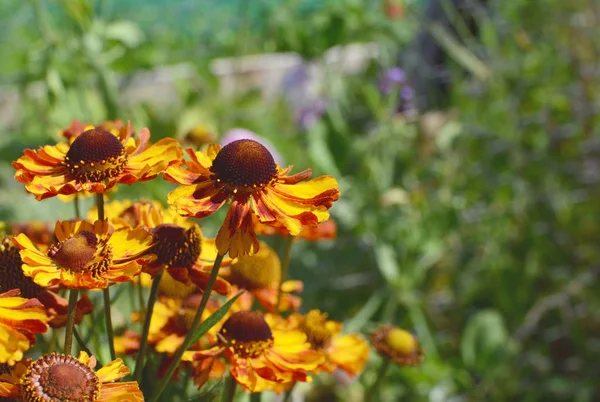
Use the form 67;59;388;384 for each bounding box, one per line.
1;0;599;401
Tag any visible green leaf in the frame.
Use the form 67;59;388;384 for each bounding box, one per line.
188;291;245;347
461;309;509;372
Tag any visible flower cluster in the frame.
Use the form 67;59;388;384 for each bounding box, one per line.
2;119;421;401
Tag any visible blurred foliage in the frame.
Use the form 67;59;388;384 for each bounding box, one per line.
1;0;599;401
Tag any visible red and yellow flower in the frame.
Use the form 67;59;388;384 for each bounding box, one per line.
255;218;337;242
222;241;303;312
183;310;324;393
370;324;424;366
0;289;48;365
13;220;154;289
285;309;369;376
0;351;143;401
13;121;182;200
164;139;340;258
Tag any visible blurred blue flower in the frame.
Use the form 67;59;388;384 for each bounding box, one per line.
221;128;284;165
379;67;406;95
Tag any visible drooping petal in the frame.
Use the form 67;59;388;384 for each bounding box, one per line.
216;200;259;258
96;358;130;383
97;382;144;402
166;182;227;218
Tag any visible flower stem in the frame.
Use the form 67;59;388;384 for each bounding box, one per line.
73;326;94;358
63;289;79;355
250;392;262;402
134;266;165;382
150;253;225;402
95;193;115;360
74;194;81;219
221;374;237;402
366;358;392;402
276;236;294;310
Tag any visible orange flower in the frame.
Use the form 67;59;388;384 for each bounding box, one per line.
13;220;154;289
0;289;48;365
0;351;143;401
254;218;337;241
164;140;340;258
222;241;303;312
286;310;369;376
13;121;182;200
370;324;424;366
0;237;93;328
183;310;324;393
7;221;56;252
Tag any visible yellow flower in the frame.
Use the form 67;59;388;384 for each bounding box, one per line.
286;309;369;376
0;351;143;401
223;241;303;312
370;324;424;366
254;218;337;241
0;237;93;328
0;289;48;365
183;310;324;393
13;220;154;289
13;121;182;200
164;140;340;258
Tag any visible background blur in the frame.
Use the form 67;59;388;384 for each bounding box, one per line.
1;0;599;401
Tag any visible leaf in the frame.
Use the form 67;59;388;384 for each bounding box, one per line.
188;291;245;347
461;309;509;372
103;21;145;48
374;243;400;283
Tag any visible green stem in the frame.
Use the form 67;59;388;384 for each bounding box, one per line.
137;277;146;320
250;392;262;402
95;193;115;360
150;254;225;402
134;266;165;382
103;288;116;360
74;194;81;219
63;289;79;355
366;359;392;402
221;374;237;402
276;236;294;310
282;383;295;402
73;326;94;358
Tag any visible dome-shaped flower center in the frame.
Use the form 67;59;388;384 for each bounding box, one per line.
22;353;100;401
209;139;277;194
221;311;273;358
64;129;127;183
301;310;335;349
158;270;197;299
228;244;280;290
50;230;98;272
386;328;417;355
0;238;43;299
151;224;202;268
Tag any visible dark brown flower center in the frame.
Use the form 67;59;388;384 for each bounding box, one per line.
50;230;98;272
151;224;202;269
22;353;100;401
301;310;334;349
0;238;43;299
228;245;281;290
221;311;273;358
209;139;277;193
64;129;127;183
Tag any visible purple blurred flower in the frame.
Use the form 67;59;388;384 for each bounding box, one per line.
379;67;417;116
296;98;327;131
221;128;284;165
379;67;406;95
282;62;327;131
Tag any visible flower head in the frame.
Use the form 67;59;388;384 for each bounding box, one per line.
0;351;143;401
183;310;324;393
165;140;340;258
0;289;48;365
370;324;423;366
0;237;93;328
223;241;303;312
13;121;183;200
13;220;154;289
288;309;369;376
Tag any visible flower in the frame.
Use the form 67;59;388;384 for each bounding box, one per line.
370;324;424;366
0;289;48;365
164;139;340;258
0;351;143;401
7;221;55;252
182;310;324;393
254;218;337;241
184;124;217;148
287;309;369;376
223;241;303;312
0;237;93;328
221;128;283;165
13;121;183;200
13;220;154;289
